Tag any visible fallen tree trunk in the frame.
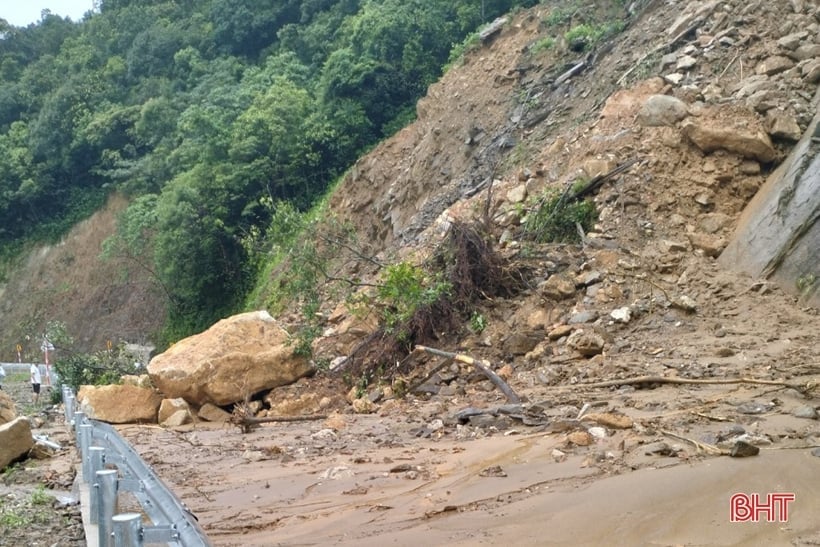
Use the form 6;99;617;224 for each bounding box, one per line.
230;412;328;434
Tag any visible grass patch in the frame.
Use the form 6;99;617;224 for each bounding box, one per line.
522;187;598;243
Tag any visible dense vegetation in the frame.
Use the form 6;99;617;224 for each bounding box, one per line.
0;0;539;340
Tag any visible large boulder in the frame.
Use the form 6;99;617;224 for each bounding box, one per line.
0;391;16;425
0;417;34;469
681;110;776;162
78;384;163;424
720;91;820;307
148;311;314;406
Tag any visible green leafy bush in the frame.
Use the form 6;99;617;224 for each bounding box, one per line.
377;262;451;334
523;189;598;243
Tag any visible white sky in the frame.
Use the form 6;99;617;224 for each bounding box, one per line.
1;1;96;27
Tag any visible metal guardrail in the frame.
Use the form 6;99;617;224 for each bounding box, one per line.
63;386;212;547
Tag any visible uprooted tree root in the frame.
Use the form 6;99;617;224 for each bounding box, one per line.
339;221;530;386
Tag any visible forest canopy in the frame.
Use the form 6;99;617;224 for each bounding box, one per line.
0;0;537;338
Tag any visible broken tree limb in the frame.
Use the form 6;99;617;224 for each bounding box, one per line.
230;412;328;434
415;345;521;404
550;375;816;395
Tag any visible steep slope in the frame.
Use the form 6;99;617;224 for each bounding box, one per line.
0;194;166;357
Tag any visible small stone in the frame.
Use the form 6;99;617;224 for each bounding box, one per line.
506;185;527;204
566;330;605;357
812;447;820;458
676;55;697;70
587;426;607;439
661;240;688;253
715;347;736;357
738;160;761;175
568;310;599;324
729;441;760;458
664;73;684;85
694;192;712;206
551;448;567;462
736;401;773;415
610;307;631;324
638;95;689;127
540;274;577;300
793;406;818;420
672;295;697;312
755;56;794;76
479;465;507;477
352;398;376;414
548;324;574;340
567;430;594;446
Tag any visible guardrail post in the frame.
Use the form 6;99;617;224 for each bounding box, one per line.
88;445;106;524
73;411;86;435
97;469;119;547
65;394;75;423
79;424;93;481
112;513;143;546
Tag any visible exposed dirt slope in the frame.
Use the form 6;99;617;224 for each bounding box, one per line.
0;193;166;357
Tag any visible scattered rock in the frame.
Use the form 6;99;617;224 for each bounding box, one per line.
503;332;543;355
567;430;594;446
754;55;794;76
548;324;574;340
766;109;803;141
78;384;163;424
0;417;34;469
687;232;727;258
637;95;689;127
609;307;631;324
793;406;818;420
729;441;760;458
158;398;192;424
0;391;16;424
681;118;776;163
566;330;605;357
568;310;599;324
479;465;507;477
735;401;774;415
540;274;577;300
198;403;232;423
352;398;377;414
551;448;567;462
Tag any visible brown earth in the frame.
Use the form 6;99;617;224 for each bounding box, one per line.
1;0;820;545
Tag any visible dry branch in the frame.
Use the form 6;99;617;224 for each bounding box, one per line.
415;345;520;403
230;412;328;434
551;375;816;394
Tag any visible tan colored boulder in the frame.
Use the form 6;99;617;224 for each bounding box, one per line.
198;403;231;423
0;417;34;469
0;391;16;425
78;384;162;424
148;311;314;406
158;398;192;424
161;410;192;428
681;117;776;163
